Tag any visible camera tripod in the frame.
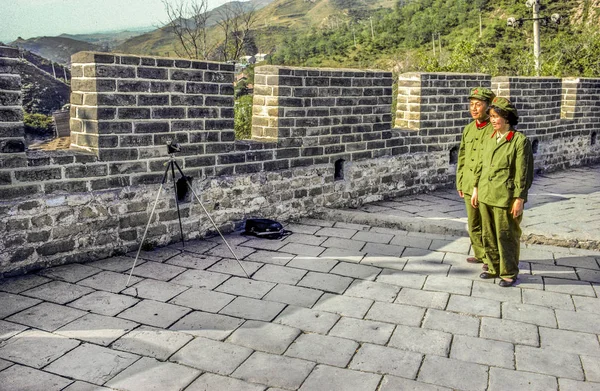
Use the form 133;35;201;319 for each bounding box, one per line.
126;145;250;287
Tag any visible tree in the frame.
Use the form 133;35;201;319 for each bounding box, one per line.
161;0;212;60
215;2;258;62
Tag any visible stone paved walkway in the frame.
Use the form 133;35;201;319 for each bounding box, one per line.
1;165;600;391
320;165;600;250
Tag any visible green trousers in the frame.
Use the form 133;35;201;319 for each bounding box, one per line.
479;201;522;280
464;194;485;261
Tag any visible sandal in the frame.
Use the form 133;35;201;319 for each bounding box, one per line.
479;272;498;279
499;279;516;287
466;257;482;264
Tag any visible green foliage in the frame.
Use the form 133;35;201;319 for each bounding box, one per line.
268;0;599;77
234;95;253;140
23;112;54;139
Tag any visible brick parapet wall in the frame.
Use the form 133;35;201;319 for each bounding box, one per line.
1;49;600;275
252;66;401;164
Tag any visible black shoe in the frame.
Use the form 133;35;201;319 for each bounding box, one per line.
499;279;516;287
479;272;498;279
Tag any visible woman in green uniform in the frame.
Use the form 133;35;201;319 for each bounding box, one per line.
471;97;533;287
456;87;495;267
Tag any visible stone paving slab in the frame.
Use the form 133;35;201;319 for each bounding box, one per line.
2;189;600;391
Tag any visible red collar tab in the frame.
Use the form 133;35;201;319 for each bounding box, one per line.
506;131;515;141
476;120;488;129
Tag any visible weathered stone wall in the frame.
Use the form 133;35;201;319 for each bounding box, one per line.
1;49;599;276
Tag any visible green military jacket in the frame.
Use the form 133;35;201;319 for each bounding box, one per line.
456;120;494;196
474;129;533;208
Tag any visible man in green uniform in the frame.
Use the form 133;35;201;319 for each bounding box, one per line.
471;97;533;287
456;87;495;267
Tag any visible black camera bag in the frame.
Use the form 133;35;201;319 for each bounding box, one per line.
244;218;290;239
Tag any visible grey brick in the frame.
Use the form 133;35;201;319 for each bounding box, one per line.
298;364;381;391
122;279;187;302
170;311;244;340
169;269;229;290
244;250;294;266
379;375;452;391
388;324;452;356
489;367;557;391
446;294;501;318
0;329;80;369
423;309;480;337
330;261;380;280
118;299;190;328
77;271;142;293
362;255;407;270
376;269;425;288
315;226;357;238
39;263;102;283
0;364;72;391
185;373;265;391
344;279;399;302
0;275;51;294
581;355;600;382
7;302;86;332
558;379;600;391
515;345;584;380
450;335;514;369
197;259;262;278
215;276;275;299
544;277;596;296
111;325;193;360
227;320;300;354
285;333;358;367
502;302;557;328
329;317;394;345
349;343;422;379
220;296;285;321
418;355;488;391
555;309;600;334
352;231;394;244
0;292;41;318
263;284;322;307
233;351;315;390
106;357;200;391
395;287;449;309
283;232;327;246
423;275;472;295
471;280;522;303
522;289;574;310
313;293;373;318
68;291;139;317
169;287;234;312
539;327;600;356
363;242;405;257
171;336;253;375
279;242;325;257
55;313;137;346
252;264;307;285
573;296;600;314
287;256;338;272
365;302;425;327
298;271;353;293
318;247;365;263
480;318;539;346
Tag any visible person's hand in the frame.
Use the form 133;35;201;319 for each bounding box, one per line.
511;198;524;219
458;190;464;198
470;188;478;209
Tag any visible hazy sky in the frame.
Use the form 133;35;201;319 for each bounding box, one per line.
0;0;231;42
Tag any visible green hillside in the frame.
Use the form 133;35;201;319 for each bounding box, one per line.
11;36;100;65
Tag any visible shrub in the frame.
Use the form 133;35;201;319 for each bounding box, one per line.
234;95;253;139
23;112;54;139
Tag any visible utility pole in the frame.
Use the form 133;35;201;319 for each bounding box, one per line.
531;0;541;76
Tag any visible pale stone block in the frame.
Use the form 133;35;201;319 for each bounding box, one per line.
168;287;234;312
263;284;323;307
472;280;522;304
349;343;422;379
480;318;539;346
286;256;338;272
278;242;325;257
365;302;425;327
0;364;72;391
581;355;600;382
330;262;380;280
165;252;220;269
314;226;357;238
284;333;358;367
283;232;327;246
88;255;141;272
539;327;600;357
0;320;27;341
515;345;584;380
7;302;86;332
375;269;425;288
169;311;244;340
489;367;557;391
313;293;373;318
522;289;575;310
220;296;285;321
544;277;596;297
329;317;394;345
361;255;407;270
423;309;480;337
244;250;294;265
216;276;276;299
118;299;190;328
0;274;51;293
55;313;137;346
207;259;264;277
38;263;102;283
169;269;229;290
77;271;142;293
556;309;600;334
111;325;193;360
240;237;287;251
314;247;365;263
252;264;307;285
446;294;501;318
344;279;400;302
130;261;186;281
362;242;405;257
122;279;188;302
379;375;452;391
502;302;557;328
423;275;472;295
185;373;266;391
106;357;199;391
418;355;488;391
297;271;353;293
171;336;253;375
0;329;80;368
227;320;300;354
233;351;315;390
68;290;139;316
129;247;181;262
45;343;139;385
352;231;394;244
274;305;339;334
394;287;449;309
0;291;41;318
450;335;514;369
298;364;380;391
573;295;600;314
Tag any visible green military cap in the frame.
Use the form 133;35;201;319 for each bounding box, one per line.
490;96;519;118
468;87;495;103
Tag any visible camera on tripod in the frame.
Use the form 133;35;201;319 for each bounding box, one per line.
166;141;181;154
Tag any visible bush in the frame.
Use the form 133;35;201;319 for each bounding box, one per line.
23;112;54;140
234;95;253;139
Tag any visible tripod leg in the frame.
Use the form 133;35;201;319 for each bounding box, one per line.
171;161;185;248
125;163;170;287
173;161;251;278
